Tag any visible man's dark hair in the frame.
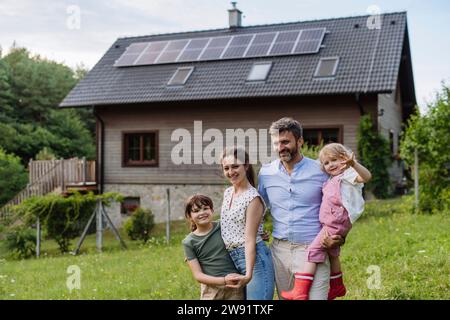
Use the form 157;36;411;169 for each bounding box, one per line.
269;117;303;141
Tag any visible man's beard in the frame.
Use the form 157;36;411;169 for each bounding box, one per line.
279;145;299;162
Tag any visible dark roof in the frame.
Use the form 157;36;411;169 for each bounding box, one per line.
60;12;416;107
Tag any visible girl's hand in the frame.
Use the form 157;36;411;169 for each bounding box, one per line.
340;152;356;170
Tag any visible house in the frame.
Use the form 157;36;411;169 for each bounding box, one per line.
59;6;416;225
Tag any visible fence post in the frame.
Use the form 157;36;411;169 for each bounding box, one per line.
414;148;419;213
60;159;65;192
82;157;86;185
96;199;103;252
29;159;33;184
166;188;171;245
36;217;41;258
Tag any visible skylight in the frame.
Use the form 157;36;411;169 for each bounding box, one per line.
247;62;272;81
314;57;339;78
167;67;194;86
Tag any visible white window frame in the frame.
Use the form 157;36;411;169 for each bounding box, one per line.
167;66;195;86
314;56;340;78
247;61;273;82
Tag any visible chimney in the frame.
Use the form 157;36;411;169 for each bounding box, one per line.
228;2;242;28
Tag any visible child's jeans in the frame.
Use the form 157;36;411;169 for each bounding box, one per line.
228;241;275;300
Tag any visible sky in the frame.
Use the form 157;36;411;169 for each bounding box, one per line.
1;0;449;112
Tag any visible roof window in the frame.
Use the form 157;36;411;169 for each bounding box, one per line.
314;57;339;78
167;67;194;86
247;62;272;81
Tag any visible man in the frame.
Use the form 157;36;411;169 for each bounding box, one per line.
258;117;344;300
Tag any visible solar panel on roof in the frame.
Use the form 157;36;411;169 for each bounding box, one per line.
178;49;203;61
299;28;324;41
245;44;271;57
135;52;160;65
294;41;320;53
222;35;253;58
114;42;148;66
269;42;296;55
199;37;231;60
245;33;275;57
115;28;327;67
200;47;226;60
294;28;326;54
268;31;300;55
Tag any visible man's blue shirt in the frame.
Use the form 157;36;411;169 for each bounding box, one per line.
258;156;328;244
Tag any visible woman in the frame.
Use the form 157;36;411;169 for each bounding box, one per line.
220;147;275;300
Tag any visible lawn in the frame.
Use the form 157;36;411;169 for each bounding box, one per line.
0;197;448;300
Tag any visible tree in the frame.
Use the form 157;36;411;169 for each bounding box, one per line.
400;83;450;213
0;59;14;122
0;148;28;206
0;45;95;163
357;115;392;198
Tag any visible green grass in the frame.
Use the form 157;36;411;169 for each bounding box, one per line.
0;197;449;300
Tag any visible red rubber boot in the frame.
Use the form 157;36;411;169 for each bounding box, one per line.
280;273;314;300
328;272;347;300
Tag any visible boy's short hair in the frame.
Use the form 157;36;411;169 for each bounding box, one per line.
184;195;214;232
185;195;214;216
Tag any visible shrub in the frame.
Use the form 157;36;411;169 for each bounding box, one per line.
301;142;323;160
357;115;392;198
124;208;155;243
12;192;123;253
5;226;36;259
400;83;450;213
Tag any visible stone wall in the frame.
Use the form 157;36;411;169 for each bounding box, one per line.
103;184;228;227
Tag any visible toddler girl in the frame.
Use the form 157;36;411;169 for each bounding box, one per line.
281;143;372;300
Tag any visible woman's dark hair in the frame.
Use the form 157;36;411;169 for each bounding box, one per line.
221;147;256;188
184;194;214;232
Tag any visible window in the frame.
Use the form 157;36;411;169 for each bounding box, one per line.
247;62;272;81
121;197;140;215
123;131;158;166
167;67;194;86
303;128;341;146
314;57;339;78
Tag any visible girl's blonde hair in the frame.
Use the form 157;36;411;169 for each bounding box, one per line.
318;143;352;171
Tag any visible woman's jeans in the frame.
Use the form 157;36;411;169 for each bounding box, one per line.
228;241;275;300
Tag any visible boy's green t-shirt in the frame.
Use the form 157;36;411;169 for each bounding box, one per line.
182;221;238;277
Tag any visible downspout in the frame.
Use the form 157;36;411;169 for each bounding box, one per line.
355;93;365;116
93;107;104;194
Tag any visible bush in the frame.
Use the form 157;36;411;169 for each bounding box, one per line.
400;83;450;213
5;226;36;259
301;142;323;160
12;192;123;253
124;208;155;243
357;115;392;198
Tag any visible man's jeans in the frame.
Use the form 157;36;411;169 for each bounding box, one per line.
228;241;275;300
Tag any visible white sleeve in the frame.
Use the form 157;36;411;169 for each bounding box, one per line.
341;167;359;185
